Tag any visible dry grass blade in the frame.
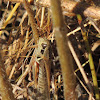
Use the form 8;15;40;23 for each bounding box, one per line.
0;3;20;35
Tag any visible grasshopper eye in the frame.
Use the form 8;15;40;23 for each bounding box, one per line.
41;43;47;49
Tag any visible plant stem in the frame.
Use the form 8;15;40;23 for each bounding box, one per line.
82;30;99;100
50;0;77;99
77;14;100;100
0;45;16;100
23;0;39;44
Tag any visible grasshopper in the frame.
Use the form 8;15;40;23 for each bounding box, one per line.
31;37;50;99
